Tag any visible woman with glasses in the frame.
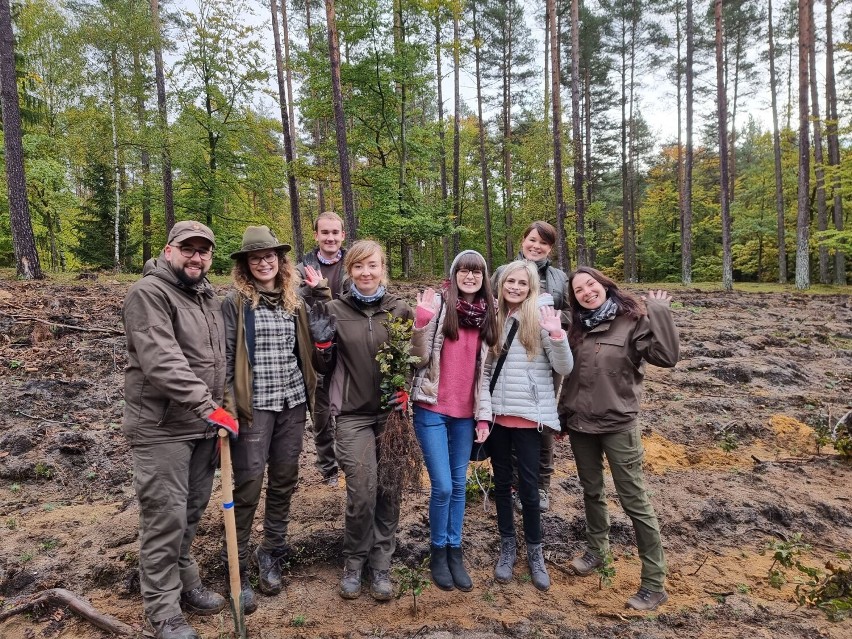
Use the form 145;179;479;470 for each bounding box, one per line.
221;226;328;613
409;250;499;591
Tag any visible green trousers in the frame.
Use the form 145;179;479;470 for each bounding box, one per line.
226;404;306;569
335;412;400;572
568;427;666;591
132;437;218;623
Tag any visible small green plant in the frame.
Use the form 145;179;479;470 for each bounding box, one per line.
10;482;21;493
85;470;97;480
761;533;812;589
42;503;57;512
20;551;34;563
291;614;307;627
6;518;17;530
795;553;852;621
482;590;495;603
9;360;22;369
466;464;493;501
394;556;431;615
719;431;739;453
736;583;750;594
596;552;616;589
34;462;53;479
39;539;58;552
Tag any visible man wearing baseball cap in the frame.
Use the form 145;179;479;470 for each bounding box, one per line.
122;221;239;639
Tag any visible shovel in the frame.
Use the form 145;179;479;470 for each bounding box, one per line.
219;430;248;638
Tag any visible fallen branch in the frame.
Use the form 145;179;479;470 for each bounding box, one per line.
14;410;77;426
704;589;734;597
690;554;709;576
0;311;123;336
0;588;134;636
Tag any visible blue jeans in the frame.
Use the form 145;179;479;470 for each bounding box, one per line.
413;406;474;547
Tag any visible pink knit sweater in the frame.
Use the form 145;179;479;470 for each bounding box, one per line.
414;306;481;419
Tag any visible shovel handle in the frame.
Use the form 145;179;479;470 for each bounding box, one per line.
219;430;246;635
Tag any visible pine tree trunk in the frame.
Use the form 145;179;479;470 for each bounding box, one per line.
150;0;174;232
768;0;787;284
503;16;513;263
570;0;586;267
304;0;327;216
472;5;493;270
715;0;732;290
324;0;356;241
825;0;845;284
271;0;303;256
435;12;450;275
807;0;828;285
682;0;694;285
280;0;297;156
451;8;461;257
549;0;568;270
795;0;810;290
0;0;41;279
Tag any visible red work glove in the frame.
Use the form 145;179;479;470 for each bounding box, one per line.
388;389;409;412
206;407;239;439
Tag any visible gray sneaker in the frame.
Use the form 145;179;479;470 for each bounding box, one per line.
370;568;393;601
626;587;669;611
569;550;603;577
538;489;550;512
494;536;517;583
339;567;362;599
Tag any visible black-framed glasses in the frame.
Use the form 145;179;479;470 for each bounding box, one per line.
457;268;483;278
247;252;278;266
175;245;213;260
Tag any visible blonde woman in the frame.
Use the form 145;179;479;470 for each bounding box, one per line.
308;240;414;601
475;260;573;591
222;226;326;613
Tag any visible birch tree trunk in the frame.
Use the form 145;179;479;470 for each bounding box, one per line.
794;0;810;290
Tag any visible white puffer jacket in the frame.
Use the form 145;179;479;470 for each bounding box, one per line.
476;295;574;432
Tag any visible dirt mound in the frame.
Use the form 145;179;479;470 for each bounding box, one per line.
1;280;851;638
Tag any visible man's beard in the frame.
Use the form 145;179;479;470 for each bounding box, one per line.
175;265;206;287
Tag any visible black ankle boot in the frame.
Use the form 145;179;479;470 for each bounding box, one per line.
429;544;454;591
447;546;473;591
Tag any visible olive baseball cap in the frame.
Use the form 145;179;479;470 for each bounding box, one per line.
167;220;216;247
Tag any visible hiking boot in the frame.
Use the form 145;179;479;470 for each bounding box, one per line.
429;544;454;591
538;489;550;512
526;543;550;591
252;546;283;595
150;614;199;639
569;550;603;577
447;546;473;592
339;567;362;599
494;536;517;584
179;585;226;616
370;568;393;601
626;587;669;611
239;571;257;615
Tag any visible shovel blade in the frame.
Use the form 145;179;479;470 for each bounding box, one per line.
228;592;247;639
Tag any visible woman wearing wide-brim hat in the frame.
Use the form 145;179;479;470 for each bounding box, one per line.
221;226;329;613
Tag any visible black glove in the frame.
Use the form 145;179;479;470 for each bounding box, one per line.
309;301;337;346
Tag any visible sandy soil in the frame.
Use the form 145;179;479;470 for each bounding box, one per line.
0;279;850;638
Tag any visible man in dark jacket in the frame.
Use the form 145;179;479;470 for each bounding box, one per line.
296;212;348;485
123;221;239;639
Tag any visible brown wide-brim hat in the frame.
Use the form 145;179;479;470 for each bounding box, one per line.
230;226;291;259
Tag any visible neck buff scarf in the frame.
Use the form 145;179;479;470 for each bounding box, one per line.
441;280;489;329
580;296;618;329
350;283;386;304
517;251;550;274
258;288;282;307
316;249;342;265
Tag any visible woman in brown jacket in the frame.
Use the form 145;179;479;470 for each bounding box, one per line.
559;267;679;612
309;240;414;602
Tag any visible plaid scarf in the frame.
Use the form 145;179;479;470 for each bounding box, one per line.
580;296;618;329
442;281;489;328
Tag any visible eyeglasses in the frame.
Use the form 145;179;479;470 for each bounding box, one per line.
175;245;213;260
248;252;278;266
457;268;483;279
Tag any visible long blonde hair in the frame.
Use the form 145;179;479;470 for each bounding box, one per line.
495;260;541;359
231;249;301;313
